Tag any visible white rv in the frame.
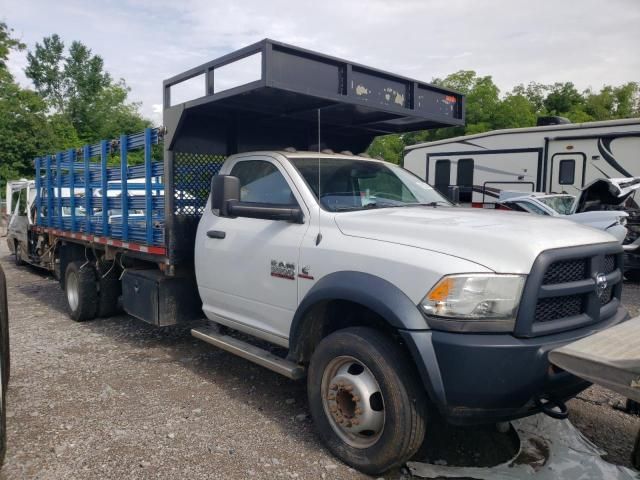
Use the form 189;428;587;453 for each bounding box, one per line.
403;118;640;205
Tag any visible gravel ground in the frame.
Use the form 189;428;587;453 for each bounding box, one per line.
0;240;639;479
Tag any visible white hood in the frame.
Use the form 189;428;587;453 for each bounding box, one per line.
334;207;618;273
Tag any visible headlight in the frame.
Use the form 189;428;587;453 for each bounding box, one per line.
420;274;526;332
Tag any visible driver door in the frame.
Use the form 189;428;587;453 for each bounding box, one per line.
196;157;310;344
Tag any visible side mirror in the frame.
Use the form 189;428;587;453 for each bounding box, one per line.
211;175;240;217
210;174;304;223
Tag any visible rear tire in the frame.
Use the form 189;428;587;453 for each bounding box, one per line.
307;327;427;475
65;262;98;322
97;263;121;318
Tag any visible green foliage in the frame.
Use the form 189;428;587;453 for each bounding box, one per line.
369;71;640;164
25;34;149;144
367;134;406;164
0;24;151;196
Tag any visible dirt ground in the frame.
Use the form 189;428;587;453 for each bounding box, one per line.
0;239;638;479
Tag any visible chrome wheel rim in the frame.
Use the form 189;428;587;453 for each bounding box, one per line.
321;355;385;449
66;271;79;312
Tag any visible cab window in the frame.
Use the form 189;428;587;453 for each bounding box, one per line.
229;160;297;205
515;200;549;215
11;190;27;216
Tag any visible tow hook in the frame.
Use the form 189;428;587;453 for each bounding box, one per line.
535;395;569;420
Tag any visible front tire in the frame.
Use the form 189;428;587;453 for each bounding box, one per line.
307;327;426;475
65;262;98;322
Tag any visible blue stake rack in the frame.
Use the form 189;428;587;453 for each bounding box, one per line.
34;128;164;247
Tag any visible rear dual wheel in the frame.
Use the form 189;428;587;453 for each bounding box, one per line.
65;262;99;322
307;327;427;475
64;261;121;321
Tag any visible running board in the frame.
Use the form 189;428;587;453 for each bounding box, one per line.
191;326;306;380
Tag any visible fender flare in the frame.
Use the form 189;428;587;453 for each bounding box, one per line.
290;271;429;345
289;271;445;405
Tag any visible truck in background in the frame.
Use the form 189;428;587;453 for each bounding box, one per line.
6;40;632;474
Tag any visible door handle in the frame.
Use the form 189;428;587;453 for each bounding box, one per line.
207;230;226;239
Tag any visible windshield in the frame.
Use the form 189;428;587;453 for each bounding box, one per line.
537;195;575;215
290;157;451;212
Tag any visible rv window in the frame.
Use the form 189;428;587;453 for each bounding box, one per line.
456;158;474;202
558;159;575;185
434;160;451;196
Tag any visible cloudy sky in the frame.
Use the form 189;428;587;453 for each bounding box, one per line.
2;0;639;124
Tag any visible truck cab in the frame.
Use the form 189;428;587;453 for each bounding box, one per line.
195;149;627;473
5;179;36;265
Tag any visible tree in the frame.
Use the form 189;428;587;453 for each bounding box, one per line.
0;21;24;82
493;93;536;129
584;82;640;120
25;34;149;143
368;134;406;164
543;82;584;116
0;23;52;193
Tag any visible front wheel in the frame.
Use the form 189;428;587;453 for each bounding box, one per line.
307;327;426;475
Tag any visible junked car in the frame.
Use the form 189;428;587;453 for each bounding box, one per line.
498;177;640;246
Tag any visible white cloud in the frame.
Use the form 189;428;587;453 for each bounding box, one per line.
2;0;639;125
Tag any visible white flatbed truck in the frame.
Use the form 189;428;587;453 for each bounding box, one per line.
7;40;632;474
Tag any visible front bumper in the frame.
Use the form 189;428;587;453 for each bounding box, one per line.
401;305;629;425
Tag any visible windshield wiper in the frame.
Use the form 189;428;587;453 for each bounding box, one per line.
401;201;451;207
333;202;395;212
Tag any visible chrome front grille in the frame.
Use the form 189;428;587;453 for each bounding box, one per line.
515;245;624;338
